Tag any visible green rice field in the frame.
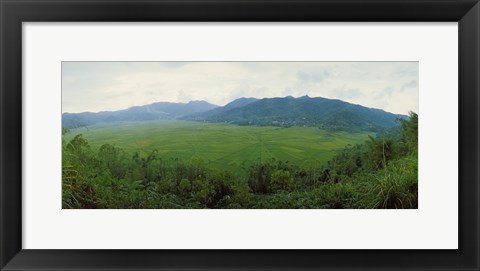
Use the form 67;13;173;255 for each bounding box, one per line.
66;121;372;171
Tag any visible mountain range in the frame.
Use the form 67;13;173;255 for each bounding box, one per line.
62;100;218;128
63;96;407;132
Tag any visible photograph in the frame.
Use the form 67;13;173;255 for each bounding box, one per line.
61;61;418;209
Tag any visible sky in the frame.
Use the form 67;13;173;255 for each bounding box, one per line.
62;62;418;115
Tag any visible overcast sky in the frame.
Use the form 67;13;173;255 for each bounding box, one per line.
62;62;418;115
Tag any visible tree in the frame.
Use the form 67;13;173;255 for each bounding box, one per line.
66;134;91;167
399;111;418;153
98;144;126;179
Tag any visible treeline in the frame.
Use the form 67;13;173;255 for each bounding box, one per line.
62;112;418;209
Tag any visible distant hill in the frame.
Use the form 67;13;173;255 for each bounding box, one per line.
63;96;408;133
182;97;259;121
183;96;407;132
62;100;218;128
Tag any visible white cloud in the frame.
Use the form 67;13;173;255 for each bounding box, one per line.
62;62;418;115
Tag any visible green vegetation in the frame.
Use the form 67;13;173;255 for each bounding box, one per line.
183;96;406;133
62;113;418;209
63;121;370;171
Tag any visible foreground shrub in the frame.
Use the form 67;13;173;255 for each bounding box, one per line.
270;170;295;192
357;154;418;209
194;171;235;208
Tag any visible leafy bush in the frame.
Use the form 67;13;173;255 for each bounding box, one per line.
247;163;273;194
178;178;191;195
270;170;295;192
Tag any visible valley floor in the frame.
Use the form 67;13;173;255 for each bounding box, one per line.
64;120;371;172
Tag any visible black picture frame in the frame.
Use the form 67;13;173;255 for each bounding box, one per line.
1;0;479;270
